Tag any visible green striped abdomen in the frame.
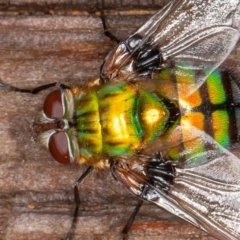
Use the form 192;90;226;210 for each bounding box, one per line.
157;64;239;163
74;82;171;160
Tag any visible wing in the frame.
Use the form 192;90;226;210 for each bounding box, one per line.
101;0;240;92
111;127;240;240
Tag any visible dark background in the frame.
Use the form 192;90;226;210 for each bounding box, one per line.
0;0;239;239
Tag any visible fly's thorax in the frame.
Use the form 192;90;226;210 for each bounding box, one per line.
74;81;177;167
33;88;79;165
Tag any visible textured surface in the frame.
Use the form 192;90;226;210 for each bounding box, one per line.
0;0;239;240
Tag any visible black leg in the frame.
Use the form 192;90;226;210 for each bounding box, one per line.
74;166;94;185
64;186;81;240
0;80;71;94
63;166;94;240
122;200;143;240
98;0;120;43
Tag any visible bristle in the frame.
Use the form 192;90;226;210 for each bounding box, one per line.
37;130;55;150
63;89;75;119
34;111;53;124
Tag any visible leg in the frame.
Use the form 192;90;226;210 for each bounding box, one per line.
63;186;81;240
98;0;120;43
122;200;143;240
64;166;94;240
0;80;70;94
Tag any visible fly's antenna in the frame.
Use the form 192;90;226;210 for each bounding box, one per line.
0;79;70;94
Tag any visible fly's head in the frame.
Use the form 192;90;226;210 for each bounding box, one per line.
32;89;79;164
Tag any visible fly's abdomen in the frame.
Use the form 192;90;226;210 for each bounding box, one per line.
157;64;239;163
74;82;171;164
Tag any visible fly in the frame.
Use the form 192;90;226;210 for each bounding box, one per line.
1;0;240;240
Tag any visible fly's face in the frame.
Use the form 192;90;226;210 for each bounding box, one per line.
33;88;79;164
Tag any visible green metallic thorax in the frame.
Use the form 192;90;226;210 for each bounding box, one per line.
74;82;170;160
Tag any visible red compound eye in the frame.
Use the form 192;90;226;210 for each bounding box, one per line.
49;132;71;164
43;90;63;119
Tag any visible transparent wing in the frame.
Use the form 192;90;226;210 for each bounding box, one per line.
101;0;240;92
111;127;240;240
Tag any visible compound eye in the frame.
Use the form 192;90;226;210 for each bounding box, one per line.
43;90;63;119
49;132;71;164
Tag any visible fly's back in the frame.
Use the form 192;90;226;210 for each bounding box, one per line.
73;82;175;166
